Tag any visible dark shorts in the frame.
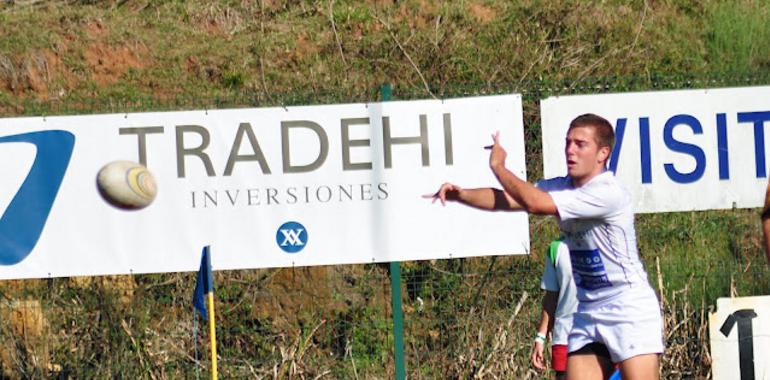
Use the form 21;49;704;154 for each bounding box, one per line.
570;342;612;359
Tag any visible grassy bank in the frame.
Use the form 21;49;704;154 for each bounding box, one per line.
1;0;768;105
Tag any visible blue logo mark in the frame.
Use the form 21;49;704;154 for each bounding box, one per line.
0;130;75;265
276;221;308;254
570;249;612;291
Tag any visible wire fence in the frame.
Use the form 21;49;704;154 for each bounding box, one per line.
1;72;770;379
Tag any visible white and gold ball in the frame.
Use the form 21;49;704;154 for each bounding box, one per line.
97;160;157;210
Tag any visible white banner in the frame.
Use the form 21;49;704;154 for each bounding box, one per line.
541;86;770;213
0;95;529;280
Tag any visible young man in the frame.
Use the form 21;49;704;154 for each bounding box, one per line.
427;114;663;380
531;239;576;380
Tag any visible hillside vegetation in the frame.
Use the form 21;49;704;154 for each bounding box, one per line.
1;1;770;379
1;0;769;105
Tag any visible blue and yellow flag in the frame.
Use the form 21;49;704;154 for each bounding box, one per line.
193;246;213;320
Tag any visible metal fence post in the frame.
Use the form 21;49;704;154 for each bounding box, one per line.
381;83;406;380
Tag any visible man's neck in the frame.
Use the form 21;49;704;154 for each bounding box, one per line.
570;169;607;188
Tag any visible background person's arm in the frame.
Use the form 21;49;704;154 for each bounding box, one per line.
762;179;770;264
531;290;559;370
763;219;770;265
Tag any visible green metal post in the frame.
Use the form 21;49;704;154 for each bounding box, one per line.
390;261;406;380
382;83;406;380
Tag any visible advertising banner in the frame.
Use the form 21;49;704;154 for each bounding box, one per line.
0;95;529;279
541;86;770;213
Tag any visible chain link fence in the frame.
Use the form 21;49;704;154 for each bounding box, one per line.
1;72;770;379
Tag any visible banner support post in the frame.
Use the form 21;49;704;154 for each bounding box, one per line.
382;83;406;380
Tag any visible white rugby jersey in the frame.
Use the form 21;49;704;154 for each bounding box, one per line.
537;171;653;305
540;241;577;345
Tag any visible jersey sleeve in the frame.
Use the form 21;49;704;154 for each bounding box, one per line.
547;179;624;221
540;254;560;292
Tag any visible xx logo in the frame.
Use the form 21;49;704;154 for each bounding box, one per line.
0;130;75;265
276;221;308;254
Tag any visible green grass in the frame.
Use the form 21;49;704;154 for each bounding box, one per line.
705;0;770;73
639;209;770;303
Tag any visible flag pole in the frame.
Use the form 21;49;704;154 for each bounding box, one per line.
193;245;218;380
208;290;218;380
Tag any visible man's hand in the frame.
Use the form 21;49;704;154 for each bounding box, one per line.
423;182;462;206
531;340;546;371
489;131;507;172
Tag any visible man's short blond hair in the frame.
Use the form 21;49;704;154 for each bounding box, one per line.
568;113;615;151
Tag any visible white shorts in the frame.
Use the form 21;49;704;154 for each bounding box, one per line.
568;288;664;362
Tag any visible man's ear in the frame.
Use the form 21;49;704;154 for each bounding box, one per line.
598;146;611;165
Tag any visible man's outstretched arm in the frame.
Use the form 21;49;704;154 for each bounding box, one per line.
488;132;558;216
424;183;523;211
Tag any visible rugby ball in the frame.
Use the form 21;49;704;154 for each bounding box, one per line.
96;160;157;210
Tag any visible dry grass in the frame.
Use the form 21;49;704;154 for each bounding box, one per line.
657;258;712;380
